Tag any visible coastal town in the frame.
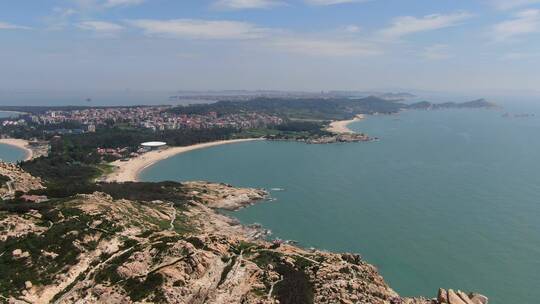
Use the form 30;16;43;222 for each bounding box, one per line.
3;106;284;133
0;101;379;167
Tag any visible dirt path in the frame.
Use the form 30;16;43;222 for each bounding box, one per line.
169;203;177;231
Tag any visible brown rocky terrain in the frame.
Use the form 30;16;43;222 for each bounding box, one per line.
0;165;488;304
0;162;44;200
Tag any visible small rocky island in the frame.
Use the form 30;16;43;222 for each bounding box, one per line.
0;163;488;303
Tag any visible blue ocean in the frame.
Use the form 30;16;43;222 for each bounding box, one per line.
36;103;540;303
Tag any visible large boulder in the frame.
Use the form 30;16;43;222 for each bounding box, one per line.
469;293;489;304
438;288;448;303
448;290;467;304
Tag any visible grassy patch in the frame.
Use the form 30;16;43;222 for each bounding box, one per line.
0;174;10;187
274;262;314;304
94;245;138;284
0;207;110;295
218;256;236;286
124;272;164;302
250;250;314;304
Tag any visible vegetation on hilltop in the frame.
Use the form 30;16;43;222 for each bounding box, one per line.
0;178;471;304
18;127;241;197
408;99;497;110
0;186;386;304
167;96;406;120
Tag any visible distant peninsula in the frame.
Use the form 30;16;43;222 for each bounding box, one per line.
408;98;497;110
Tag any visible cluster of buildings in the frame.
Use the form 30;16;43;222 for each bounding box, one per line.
96;142;167;161
96;147;132;159
2;119;26;127
25;106;283;132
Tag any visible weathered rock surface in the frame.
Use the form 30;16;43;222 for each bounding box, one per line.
436;289;489;304
0;162;44;199
0;167;488;304
182;181;268;210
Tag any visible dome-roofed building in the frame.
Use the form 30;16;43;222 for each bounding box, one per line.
140;141;167;151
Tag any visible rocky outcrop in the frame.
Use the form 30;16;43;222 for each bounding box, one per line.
182;181;268;210
0;210;48;241
0;162;44;199
435;289;488;304
0;178;488;304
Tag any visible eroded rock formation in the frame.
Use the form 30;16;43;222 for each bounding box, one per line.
0;162;44;199
0;165;488;304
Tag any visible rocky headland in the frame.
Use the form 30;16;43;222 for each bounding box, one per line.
0;164;488;304
408;99;497;110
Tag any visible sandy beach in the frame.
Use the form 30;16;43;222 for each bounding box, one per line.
104;138;264;183
327;114;365;134
0;138;33;161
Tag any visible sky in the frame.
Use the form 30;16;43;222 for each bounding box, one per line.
1;0;540;96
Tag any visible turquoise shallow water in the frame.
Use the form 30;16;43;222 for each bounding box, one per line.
0;111;18;119
0;112;26;162
0;144;27;163
141;107;540;304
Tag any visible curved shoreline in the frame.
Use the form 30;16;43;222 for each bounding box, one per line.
327;114;365;134
104;138;264;183
0;138;33;161
0;110;27;116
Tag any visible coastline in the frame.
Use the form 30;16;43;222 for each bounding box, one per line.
0;110;27;116
104;138;264;183
0;138;33;161
327;114;365;134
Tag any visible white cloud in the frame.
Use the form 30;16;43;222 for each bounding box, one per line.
126;18;380;57
213;0;285;10
44;7;79;31
53;7;78;17
77;21;125;32
501;51;540;60
269;37;380;56
493;9;540;40
128;19;270;39
103;0;145;8
490;0;540;10
0;22;31;30
422;44;452;60
67;0;144;11
343;25;361;33
379;12;472;38
305;0;369;5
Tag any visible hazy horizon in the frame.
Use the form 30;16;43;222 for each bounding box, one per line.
0;88;538;107
1;1;540;95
